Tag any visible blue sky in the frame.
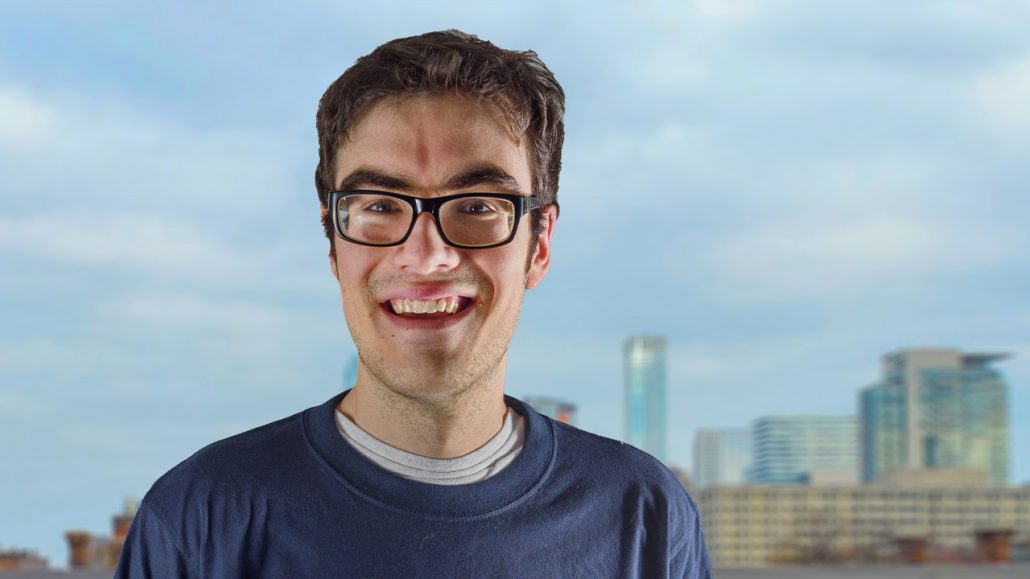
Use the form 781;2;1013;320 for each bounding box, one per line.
2;0;1029;566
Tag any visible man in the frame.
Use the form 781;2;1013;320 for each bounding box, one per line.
116;30;711;577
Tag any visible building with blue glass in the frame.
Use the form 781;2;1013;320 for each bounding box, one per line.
748;415;858;485
624;335;667;462
860;348;1010;485
693;428;752;488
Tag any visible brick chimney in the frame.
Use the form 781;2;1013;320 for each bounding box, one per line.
65;531;93;569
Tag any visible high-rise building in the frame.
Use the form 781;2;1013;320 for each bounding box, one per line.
524;396;577;424
624;335;667;461
749;415;858;485
343;353;359;390
693;428;752;488
860;348;1010;485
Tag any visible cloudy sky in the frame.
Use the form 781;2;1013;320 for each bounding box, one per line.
2;0;1029;565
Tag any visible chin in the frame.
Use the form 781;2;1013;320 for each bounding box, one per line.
370;349;501;403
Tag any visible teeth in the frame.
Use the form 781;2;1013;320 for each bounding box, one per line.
388;297;465;316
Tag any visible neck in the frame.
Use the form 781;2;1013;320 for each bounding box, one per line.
337;359;508;459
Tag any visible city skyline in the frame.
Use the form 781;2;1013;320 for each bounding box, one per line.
3;0;1029;566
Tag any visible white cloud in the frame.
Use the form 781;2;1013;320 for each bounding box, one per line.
689;0;769;23
107;294;286;330
0;389;49;417
681;212;1015;305
0;85;56;150
0;212;256;280
0;338;145;378
0;80;296;213
972;56;1030;131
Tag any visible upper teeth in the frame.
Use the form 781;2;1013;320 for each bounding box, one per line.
389;297;461;315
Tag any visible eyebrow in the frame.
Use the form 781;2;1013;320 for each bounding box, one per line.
336;166;524;194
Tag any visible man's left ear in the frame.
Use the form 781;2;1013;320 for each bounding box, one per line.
526;205;558;289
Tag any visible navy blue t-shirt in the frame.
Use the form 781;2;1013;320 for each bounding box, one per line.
115;393;711;577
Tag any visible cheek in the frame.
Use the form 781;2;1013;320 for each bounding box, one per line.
474;252;528;306
334;254;375;301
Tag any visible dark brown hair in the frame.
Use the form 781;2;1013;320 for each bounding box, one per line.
315;30;564;254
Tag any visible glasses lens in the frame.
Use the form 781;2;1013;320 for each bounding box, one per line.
337;194;412;245
439;196;516;247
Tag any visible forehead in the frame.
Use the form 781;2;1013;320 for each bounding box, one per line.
332;95;531;192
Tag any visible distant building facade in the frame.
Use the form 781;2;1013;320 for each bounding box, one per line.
0;547;48;571
66;498;137;571
696;471;1030;568
624;335;667;461
749;415;858;485
860;348;1010;485
693;428;752;488
524;396;577;424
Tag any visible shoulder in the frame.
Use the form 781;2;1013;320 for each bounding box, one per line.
553;420;685;487
142;407;309;513
544;417;699;511
543;418;708;566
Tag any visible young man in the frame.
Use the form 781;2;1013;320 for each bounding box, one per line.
116;30;711;577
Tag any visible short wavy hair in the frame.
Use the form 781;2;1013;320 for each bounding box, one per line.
315;30;565;255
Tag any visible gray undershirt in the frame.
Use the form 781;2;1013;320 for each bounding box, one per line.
335;406;525;486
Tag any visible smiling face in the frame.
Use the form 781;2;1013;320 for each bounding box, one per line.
329;94;555;405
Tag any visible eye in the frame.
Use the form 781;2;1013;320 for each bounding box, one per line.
364;198;403;213
459;199;497;214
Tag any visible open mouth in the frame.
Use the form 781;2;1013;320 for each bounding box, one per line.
380;296;477;321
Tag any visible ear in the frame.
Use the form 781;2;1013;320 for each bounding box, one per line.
324;203;340;281
330;250;339;281
525;205;558;289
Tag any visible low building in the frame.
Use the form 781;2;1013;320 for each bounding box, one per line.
66;498;138;570
523;396;576;425
697;470;1030;568
0;546;49;571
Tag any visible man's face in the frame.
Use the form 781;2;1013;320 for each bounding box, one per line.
329;95;555;404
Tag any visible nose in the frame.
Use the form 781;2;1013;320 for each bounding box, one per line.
391;212;461;274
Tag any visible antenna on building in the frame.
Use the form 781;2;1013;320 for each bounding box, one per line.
122;497;139;517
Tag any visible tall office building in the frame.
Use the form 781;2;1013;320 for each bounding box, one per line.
343;353;359;390
860;348;1010;485
624;335;667;461
749;415;858;485
693;428;752;488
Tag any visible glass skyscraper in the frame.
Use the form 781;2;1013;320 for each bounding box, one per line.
859;348;1010;485
693;428;752;488
748;415;858;485
624;335;667;461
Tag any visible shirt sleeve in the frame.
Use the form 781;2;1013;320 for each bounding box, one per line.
114;500;195;579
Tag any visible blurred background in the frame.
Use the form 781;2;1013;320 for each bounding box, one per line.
1;0;1028;574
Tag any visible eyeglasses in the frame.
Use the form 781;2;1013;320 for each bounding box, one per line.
329;190;544;249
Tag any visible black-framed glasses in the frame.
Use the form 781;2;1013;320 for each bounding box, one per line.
328;190;544;249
